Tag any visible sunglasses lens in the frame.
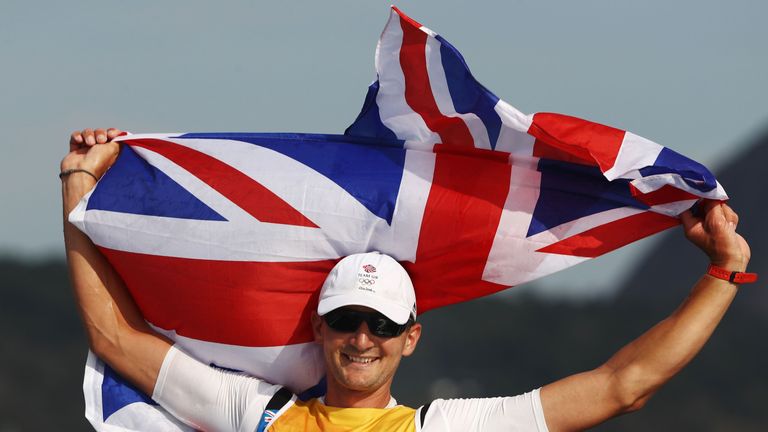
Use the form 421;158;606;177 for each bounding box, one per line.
324;310;364;332
369;316;403;337
323;308;408;338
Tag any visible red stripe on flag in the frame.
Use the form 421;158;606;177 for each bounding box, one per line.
629;183;699;207
529;113;625;172
391;5;423;28
405;150;510;312
529;139;595;166
100;247;337;347
536;211;679;258
127;138;318;228
397;15;474;147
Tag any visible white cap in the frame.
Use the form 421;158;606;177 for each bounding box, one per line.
317;252;417;324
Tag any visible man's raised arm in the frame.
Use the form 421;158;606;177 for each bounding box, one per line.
62;128;172;396
540;200;753;432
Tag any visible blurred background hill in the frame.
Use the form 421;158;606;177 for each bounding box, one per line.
2;127;766;431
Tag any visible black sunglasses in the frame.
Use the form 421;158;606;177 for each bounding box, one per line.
323;308;412;338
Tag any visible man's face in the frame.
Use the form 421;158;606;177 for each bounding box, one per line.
312;306;422;394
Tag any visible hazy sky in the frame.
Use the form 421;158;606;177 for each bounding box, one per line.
2;0;766;298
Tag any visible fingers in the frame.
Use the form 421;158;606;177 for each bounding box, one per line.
694;199;729;231
94;128;108;144
83;128;96;145
70;130;84;148
681;199;731;239
106;128;123;140
679;209;698;232
703;201;728;234
70;128;122;147
721;203;739;229
700;199;720;215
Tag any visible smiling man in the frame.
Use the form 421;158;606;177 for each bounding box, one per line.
63;128;755;431
313;252;420;408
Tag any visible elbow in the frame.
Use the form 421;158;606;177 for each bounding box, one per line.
85;324;119;361
83;315;132;363
88;330;116;359
605;364;659;415
620;393;651;414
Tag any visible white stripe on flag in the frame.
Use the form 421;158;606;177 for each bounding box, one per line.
74;201;342;261
485;205;646;286
369;149;436;262
650;199;700;217
604;131;664;181
376;10;440;149
493;100;536;155
424;35;492;149
483;161;544;286
631;175;728;199
528;206;646;245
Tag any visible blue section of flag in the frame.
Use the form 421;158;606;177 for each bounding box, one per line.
88;145;226;221
435;35;502;149
101;363;156;421
177;133;406;224
640;147;717;192
344;80;400;142
527;159;648;237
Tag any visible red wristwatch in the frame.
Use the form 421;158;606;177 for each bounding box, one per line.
706;264;758;284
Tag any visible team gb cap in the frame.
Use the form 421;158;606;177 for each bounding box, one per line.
317;252;417;325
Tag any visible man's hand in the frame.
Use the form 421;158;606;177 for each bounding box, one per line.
62;128;123;179
680;200;750;271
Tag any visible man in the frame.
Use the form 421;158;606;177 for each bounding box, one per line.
63;128;754;431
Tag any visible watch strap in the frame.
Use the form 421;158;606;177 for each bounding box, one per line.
706;264;758;284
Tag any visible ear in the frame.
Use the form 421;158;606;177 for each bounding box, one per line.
310;312;324;345
401;322;422;357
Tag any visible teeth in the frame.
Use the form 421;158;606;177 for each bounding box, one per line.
346;354;376;364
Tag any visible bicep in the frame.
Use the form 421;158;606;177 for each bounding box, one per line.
540;366;626;432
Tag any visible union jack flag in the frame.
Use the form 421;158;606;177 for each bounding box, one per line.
72;7;726;431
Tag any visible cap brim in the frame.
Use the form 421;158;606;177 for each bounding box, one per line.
318;293;412;324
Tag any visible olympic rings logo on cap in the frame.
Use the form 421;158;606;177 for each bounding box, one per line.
358;278;376;285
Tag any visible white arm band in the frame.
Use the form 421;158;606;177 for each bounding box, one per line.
152;345;281;431
421;388;549;431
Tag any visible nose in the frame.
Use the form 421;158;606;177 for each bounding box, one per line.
349;321;376;351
